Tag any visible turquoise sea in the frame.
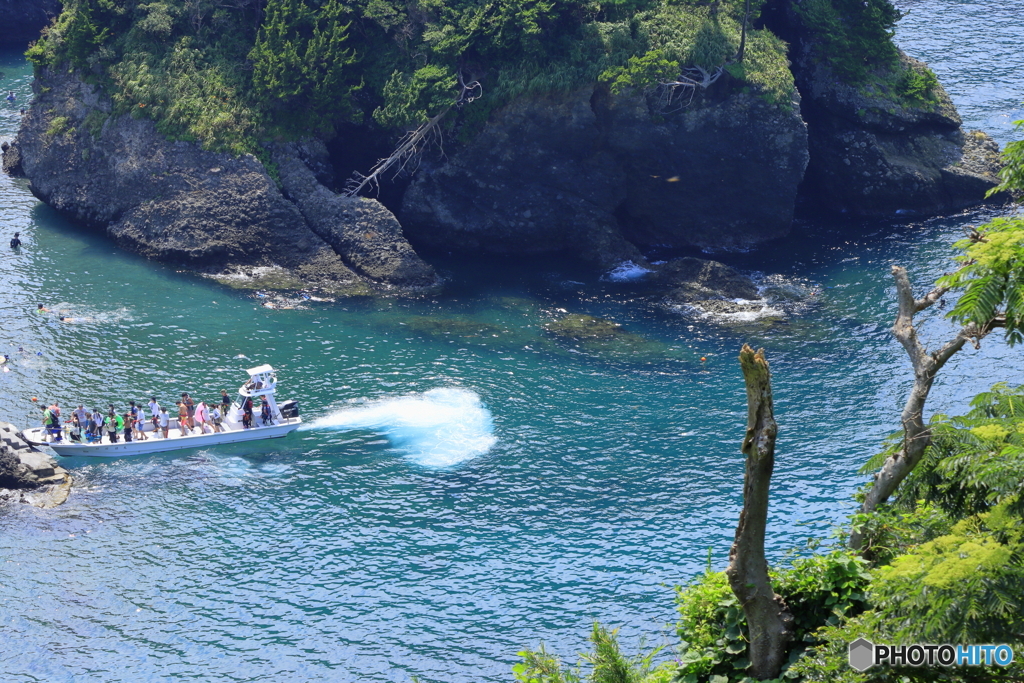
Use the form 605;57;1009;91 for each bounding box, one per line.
1;2;1023;680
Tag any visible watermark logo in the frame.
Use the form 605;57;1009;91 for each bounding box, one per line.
848;639;1015;671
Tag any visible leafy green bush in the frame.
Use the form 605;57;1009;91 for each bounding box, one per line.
45;115;72;138
794;0;901;82
27;0;796;154
896;64;939;105
672;552;871;683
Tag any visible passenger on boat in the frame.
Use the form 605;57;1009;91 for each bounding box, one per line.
221;390;231;412
106;411;120;443
209;404;223;433
241;396;254;429
41;405;60;442
123;413;133;442
260;400;272;426
194;401;209;434
181;393;195;429
176;402;190;436
128;401;140;440
135;404;148;441
149;397;161;431
90;408;103;439
74;404;88;427
69;415;82;443
158;407;170;438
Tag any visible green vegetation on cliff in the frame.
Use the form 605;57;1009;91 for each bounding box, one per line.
25;0;811;154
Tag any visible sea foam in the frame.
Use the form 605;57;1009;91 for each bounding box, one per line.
307;387;497;467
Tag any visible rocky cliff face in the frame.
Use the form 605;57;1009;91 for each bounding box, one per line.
796;54;1002;216
0;0;60;47
402;83;809;263
762;0;1003;216
2;68;437;293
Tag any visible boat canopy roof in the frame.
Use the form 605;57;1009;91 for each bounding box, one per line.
247;364;275;376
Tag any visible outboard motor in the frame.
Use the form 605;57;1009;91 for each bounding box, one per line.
279;400;299;419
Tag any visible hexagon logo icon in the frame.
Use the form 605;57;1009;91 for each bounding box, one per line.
849;638;875;672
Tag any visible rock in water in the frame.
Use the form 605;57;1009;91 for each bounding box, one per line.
652;257;760;303
767;0;1005;216
0;422;72;508
1;68;431;294
273;142;439;289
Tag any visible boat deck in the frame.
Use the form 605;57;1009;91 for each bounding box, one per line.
23;415;302;456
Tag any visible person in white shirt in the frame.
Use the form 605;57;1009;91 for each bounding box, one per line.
148;397;160;431
135;404;148;441
90;409;103;440
158;407;170;438
209;404;222;433
74;404;88;426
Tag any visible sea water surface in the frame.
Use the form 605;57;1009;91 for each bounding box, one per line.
1;3;1023;681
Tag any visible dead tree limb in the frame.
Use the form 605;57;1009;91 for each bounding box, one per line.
344;107;450;197
344;70;481;197
726;345;794;681
849;265;1003;550
654;66;723;113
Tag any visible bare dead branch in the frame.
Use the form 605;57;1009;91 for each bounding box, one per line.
652;66;723;114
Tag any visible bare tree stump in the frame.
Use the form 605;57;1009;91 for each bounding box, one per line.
726;345;794;680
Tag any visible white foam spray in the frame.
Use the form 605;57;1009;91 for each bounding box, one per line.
306;387;497;467
602;260;652;282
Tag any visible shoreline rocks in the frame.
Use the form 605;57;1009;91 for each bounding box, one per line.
0;422;72;508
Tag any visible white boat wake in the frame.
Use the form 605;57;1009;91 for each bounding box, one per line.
307;387;497;467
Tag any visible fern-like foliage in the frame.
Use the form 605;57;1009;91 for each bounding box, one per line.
938;217;1024;345
892;383;1024;519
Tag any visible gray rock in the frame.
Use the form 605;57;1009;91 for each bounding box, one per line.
1;68;431;293
402;81;808;261
273;142;439;288
651;257;759;303
602;88;809;250
401;87;643;268
770;0;1004;216
0;421;73;507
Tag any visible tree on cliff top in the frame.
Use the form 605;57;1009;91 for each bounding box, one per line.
25;0;797;153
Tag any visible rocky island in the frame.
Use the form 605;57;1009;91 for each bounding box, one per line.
1;0;1004;297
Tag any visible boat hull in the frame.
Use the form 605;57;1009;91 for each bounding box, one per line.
23;419;301;458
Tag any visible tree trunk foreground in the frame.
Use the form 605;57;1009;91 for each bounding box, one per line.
726;345;794;680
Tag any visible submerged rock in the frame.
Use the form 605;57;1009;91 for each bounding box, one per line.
404;316;506;337
544;313;670;359
545;313;625;339
0;422;72;508
651;257;760;303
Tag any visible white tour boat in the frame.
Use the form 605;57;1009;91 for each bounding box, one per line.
23;365;301;457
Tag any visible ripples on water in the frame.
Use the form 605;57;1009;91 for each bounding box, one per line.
2;4;1024;680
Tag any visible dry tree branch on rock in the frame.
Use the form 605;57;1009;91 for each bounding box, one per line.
344;71;481;198
653;66;723;114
